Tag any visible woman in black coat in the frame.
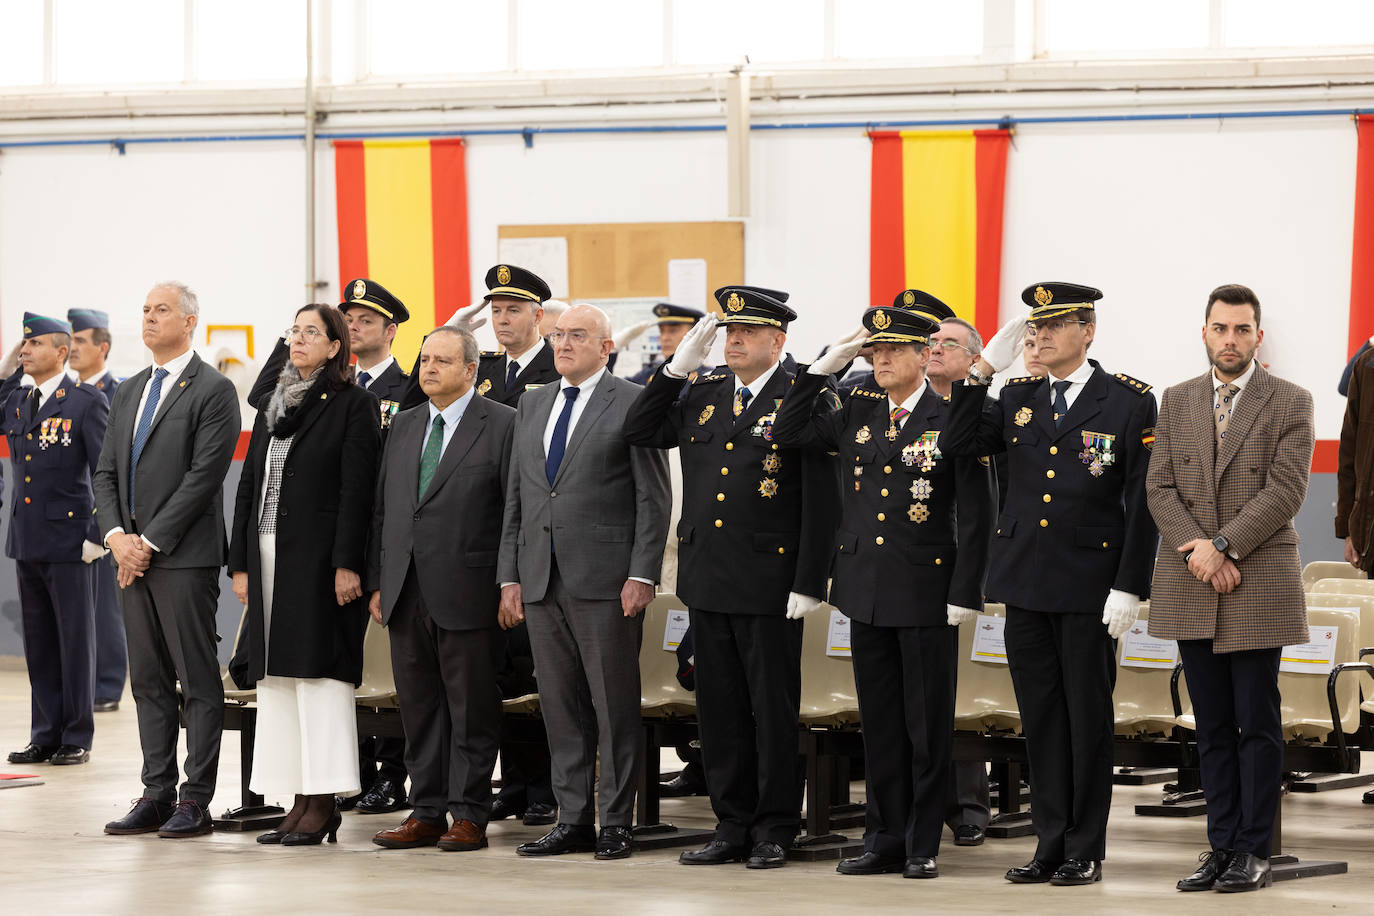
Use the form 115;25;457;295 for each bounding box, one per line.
230;303;380;845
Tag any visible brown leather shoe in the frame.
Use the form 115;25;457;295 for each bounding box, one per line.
438;819;488;852
372;817;445;849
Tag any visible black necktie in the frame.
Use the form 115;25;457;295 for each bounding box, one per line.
506;360;520;391
25;387;38;425
357;370;371;388
1052;380;1072;428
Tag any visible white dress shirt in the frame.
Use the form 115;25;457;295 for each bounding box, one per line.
357;354;396;389
887;380;927;423
30;370;66;408
1048;359;1096;412
734;361;780;405
506;338;545;385
542;366;607;457
424;386;475;457
1213;356;1258;410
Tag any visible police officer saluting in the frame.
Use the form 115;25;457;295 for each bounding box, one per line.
939;283;1157;886
624;285;840;869
3;313;110;767
774;297;995;879
628;303;709;385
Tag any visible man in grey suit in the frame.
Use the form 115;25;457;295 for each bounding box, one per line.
498;303;670;861
367;326;516;854
96;282;241;838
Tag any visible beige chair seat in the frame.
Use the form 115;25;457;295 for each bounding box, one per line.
1113;602;1192;736
639;595;697;719
953;603;1021;733
502;693;541;715
798;603;861;727
1279;606;1361;741
1305;592;1374;715
354;618;399;708
1303;561;1366;590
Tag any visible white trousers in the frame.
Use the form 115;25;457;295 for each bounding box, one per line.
248;534;361;798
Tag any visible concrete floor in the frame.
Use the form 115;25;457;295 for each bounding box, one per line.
2;669;1373;914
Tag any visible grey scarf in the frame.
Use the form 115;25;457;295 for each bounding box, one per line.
264;362;322;434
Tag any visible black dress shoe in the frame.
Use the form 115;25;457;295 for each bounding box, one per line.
1364;787;1374;805
354;778;408;814
157;800;214;838
50;745;90;766
837;851;905;875
904;856;939;879
337;794;360;812
953;824;985;847
595;826;634;860
680;839;747;865
1214;852;1271;892
516;823;596;856
1050;859;1102;886
489;793;524;821
7;743;57;765
105;798;174;835
660;772;709;797
1177;849;1232;891
282;809;342;846
746;840;787;869
1005;859;1062;883
94;699;119;712
523;801;558;826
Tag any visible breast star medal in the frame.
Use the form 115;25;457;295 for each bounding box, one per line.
1014;406;1033;427
477;378;492;396
855;425;872;444
758;478;779;499
909;478;932;501
908;503;929;523
901;441;920;467
698;404;715;425
762;453;781;473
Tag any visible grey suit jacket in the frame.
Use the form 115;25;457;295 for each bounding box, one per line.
93;352;242;568
498;371;670;604
369;394;516;630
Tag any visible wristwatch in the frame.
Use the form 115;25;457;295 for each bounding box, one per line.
1211;535;1229;553
967;364;991;386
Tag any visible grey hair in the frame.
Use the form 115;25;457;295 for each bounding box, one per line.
153;280;200;318
940;318;982;357
425;325;480;365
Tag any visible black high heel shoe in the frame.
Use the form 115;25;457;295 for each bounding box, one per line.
256;826;290;845
282;808;342;846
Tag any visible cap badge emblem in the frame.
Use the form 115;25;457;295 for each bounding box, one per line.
352;279;367;300
902;290;915;306
496;265;512;285
726;292;744;312
872;309;891;330
1034;286;1053;306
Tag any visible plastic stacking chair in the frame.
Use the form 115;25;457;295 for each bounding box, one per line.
1306;591;1374;709
1303;561;1365;590
1113;602;1192;736
354;617;399;708
798;604;861;727
953;603;1021;733
1277;606;1363;742
639;595;697;719
222;606;256;703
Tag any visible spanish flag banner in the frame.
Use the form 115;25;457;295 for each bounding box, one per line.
1349;115;1374;357
334;138;470;365
869;129;1011;341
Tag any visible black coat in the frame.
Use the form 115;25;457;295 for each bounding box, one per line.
622;363;841;614
249;338;409;437
773;373;995;627
229;381;381;685
939;360;1157;614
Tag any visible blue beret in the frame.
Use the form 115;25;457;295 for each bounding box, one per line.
67;309;110;332
23;312;73;339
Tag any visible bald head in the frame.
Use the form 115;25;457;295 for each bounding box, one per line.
551;303;614;385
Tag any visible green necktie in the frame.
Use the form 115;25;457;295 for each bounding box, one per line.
418;415;445;498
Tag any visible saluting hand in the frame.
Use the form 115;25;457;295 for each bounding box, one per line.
335;568;362;605
446;300;490;332
666;315;719;377
499;583;525;629
809;328;869;377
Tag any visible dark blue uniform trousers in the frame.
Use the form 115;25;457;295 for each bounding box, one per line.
18;559;96;749
91;553;128;703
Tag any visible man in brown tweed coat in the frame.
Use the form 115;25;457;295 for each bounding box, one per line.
1146;284;1314;894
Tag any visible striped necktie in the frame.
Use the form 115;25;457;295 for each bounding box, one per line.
888;406;909;440
129;367;169;511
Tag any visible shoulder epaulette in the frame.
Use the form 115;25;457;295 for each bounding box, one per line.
480;350;502;359
1111;372;1153;395
693;373;729;385
1002;375;1044;387
848;386;886;401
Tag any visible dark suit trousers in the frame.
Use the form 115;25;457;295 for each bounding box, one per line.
691;607;803;848
18;560;96;749
1004;607;1116;862
1178;639;1283;858
91;554;128;703
524;564;644;826
851;620;956;858
945;761;990;831
495;621;555;808
388;570;504;828
120;565;223;806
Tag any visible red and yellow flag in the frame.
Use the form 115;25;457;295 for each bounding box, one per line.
334;138;470;364
869;129;1011;341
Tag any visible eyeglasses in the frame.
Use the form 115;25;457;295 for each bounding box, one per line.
285;326;326;342
1028;318;1088;335
931;340;972;355
548;329;602;346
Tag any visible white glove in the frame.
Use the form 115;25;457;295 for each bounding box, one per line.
667;315;718;377
1101;589;1139;639
0;342;21;378
981;316;1030;374
445;300;489;331
809;328;869;376
786;592;824;620
612;319;654;351
81;540;109;564
947;605;977;626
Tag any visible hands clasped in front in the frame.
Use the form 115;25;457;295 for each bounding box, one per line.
110;533;152;588
1177;538;1241;595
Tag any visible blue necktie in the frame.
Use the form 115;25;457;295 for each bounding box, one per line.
1052;380;1071;429
357;370;371;388
545;387;579;485
506;359;520;392
130;367;169;511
